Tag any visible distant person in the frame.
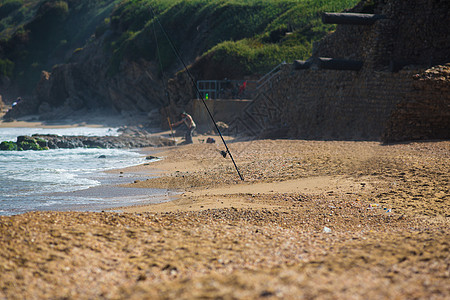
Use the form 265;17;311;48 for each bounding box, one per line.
237;80;247;98
171;112;196;144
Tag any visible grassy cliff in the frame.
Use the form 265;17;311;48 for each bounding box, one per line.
107;0;359;76
0;0;360;97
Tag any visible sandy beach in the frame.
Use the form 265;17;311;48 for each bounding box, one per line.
0;132;449;298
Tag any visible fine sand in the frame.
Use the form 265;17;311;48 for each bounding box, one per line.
0;132;449;299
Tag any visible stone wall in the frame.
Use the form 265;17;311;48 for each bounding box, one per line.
382;64;450;142
315;0;450;71
238;61;449;142
236;64;416;140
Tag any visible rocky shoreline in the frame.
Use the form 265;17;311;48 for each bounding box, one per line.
0;127;175;150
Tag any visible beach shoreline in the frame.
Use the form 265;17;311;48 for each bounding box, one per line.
0;119;179;215
0;108;153;129
1;122;449;298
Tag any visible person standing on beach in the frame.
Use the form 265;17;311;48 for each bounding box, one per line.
171;112;196;144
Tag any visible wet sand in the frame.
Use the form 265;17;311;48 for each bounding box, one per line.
1;138;449;299
0;109;150;129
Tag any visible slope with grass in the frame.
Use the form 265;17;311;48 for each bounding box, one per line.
1;0;359;119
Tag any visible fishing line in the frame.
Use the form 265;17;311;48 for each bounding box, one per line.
152;20;175;142
151;19;172;138
149;5;244;181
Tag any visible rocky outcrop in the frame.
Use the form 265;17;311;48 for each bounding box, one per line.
29;133;175;149
0;133;174;150
4;33;168;121
0;126;175;151
0;136;48;151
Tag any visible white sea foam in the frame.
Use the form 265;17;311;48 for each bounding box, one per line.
0;128;162;216
0;127;120;142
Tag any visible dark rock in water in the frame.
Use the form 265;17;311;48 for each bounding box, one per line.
17;136;36;144
1;128;176;151
146;155;159;160
0;136;49;151
28;133;175;149
0;141;17;151
98;155;107;158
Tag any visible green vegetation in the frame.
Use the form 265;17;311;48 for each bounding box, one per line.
0;141;18;151
0;0;360;94
0;0;121;93
204;0;359;74
0;0;45;39
107;0;359;76
0;136;49;151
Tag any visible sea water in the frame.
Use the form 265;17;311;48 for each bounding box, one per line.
0;127;173;216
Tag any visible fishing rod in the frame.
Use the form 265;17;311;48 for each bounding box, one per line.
149;5;244;181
